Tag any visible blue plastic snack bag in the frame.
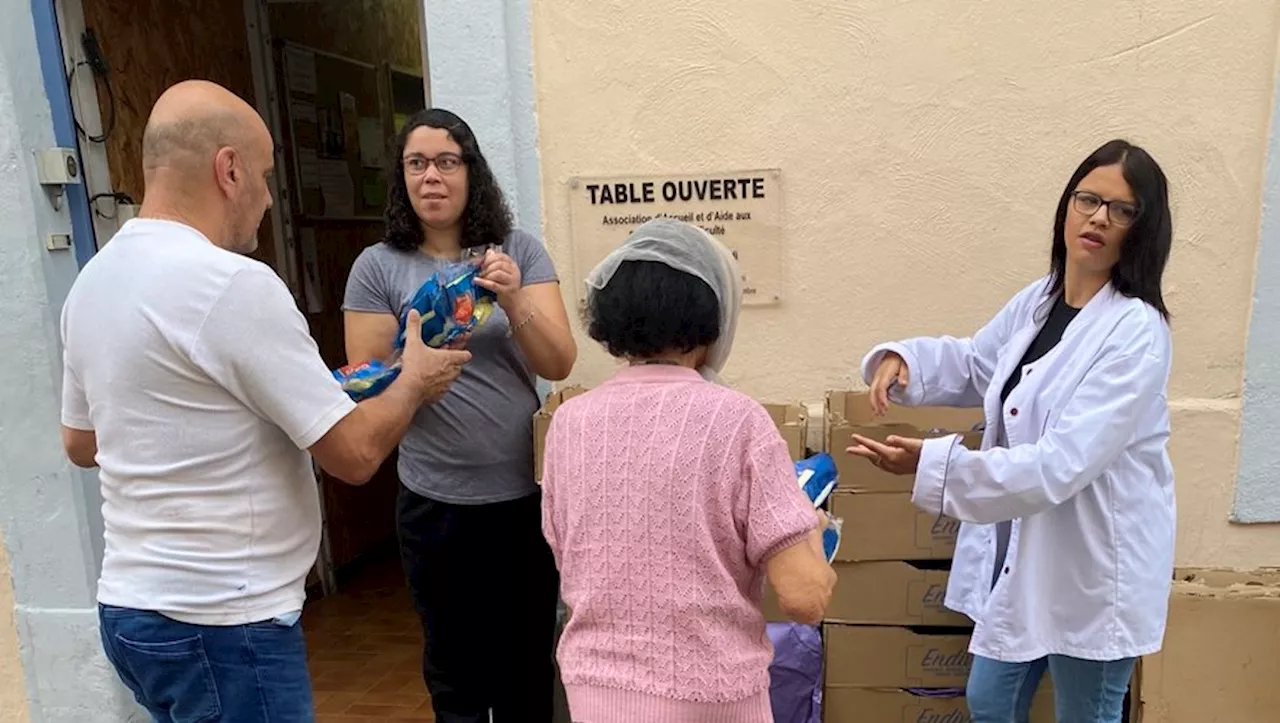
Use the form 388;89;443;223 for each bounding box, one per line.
333;257;497;402
394;273;447;350
333;359;401;402
789;454;842;562
821;516;842;563
393;259;498;350
795;453;839;508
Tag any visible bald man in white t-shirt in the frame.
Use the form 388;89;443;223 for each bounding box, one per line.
59;80;467;722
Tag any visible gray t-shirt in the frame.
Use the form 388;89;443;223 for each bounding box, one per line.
342;229;558;504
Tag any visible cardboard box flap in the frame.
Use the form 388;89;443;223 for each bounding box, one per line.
762;402;807;461
825;391;984;493
843;421;964;442
826;390;984;431
763;402;805;428
534;386;589;481
536;385;589;418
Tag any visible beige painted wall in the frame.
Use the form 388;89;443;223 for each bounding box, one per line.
0;540;30;722
532;0;1280;570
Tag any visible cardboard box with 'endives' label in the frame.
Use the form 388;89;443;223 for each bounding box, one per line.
828;491;960;561
823;686;1056;723
825;560;972;627
824;624;974;689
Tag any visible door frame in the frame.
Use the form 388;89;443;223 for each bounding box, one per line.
36;0;97;267
241;0;340;596
51;0;116;260
243;0;301;301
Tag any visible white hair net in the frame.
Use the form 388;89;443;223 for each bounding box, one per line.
585;217;742;384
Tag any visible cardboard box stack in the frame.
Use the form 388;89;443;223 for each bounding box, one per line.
819;391;1052;721
820;391;1147;722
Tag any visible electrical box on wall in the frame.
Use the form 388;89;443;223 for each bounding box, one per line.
34;148;81;186
34;148;82;212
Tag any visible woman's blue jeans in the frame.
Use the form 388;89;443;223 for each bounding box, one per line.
966;653;1136;723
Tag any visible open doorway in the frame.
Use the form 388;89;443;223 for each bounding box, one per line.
53;0;430;714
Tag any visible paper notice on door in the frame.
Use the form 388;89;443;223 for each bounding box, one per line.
300;228;323;314
290;101;319;151
281;230;303;304
358;117;385;168
296;149;321;189
339;92;357;114
318;159;355;217
283;46;317;95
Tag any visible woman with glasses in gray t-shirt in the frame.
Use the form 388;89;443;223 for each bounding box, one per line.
343;108;577;723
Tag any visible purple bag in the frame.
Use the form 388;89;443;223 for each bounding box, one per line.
767;622;823;723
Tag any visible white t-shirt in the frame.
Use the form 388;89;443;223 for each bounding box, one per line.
60;218;357;626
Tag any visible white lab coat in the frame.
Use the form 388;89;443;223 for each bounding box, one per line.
861;276;1175;663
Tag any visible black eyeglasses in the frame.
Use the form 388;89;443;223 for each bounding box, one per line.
402;152;465;176
1071;191;1139;227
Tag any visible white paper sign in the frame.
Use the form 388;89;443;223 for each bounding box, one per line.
283;46;317;95
299;228;323;314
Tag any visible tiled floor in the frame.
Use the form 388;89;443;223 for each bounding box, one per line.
303;556;435;722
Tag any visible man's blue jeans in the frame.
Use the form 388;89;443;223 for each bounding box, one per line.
966;653;1137;723
98;604;314;723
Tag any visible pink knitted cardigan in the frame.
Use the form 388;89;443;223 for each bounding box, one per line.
540;365;817;722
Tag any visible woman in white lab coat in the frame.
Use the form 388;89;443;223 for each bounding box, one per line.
848;139;1174;723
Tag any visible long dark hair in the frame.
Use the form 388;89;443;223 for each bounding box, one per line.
1048;139;1172;319
383;108;513;251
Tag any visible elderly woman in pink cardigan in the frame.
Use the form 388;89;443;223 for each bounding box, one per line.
539;218;836;722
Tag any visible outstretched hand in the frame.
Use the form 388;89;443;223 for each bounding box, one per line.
847;434;923;476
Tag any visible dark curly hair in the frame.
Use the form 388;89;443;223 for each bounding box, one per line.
383;109;513;251
587;260;721;359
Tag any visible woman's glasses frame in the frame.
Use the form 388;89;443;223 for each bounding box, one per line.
1071;190;1139;227
402;152;465;177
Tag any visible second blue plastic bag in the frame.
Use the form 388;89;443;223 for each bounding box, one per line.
795;453;839;508
793;453;842;563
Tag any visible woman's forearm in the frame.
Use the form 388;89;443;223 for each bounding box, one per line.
503;290;577;381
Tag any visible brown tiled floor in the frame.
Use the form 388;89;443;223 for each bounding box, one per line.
303;556;434;722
